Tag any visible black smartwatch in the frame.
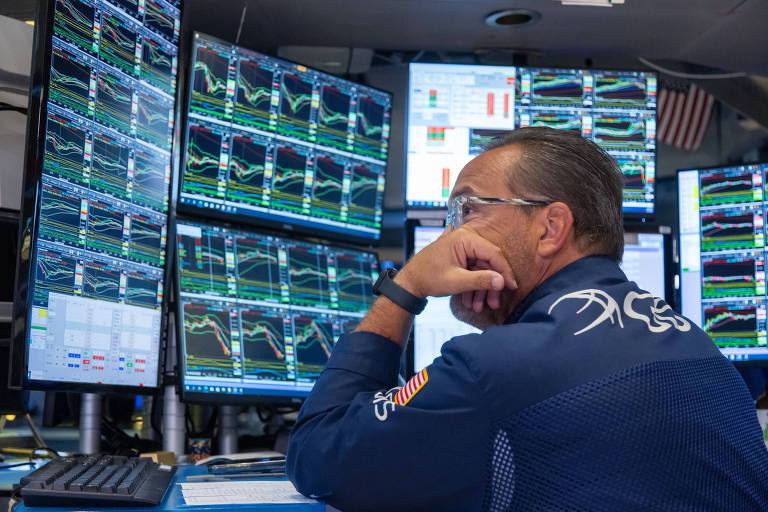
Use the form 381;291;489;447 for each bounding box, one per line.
372;268;428;315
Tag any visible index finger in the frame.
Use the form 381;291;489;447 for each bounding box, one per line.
457;234;517;290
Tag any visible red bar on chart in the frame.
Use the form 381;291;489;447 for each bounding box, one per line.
504;94;510;118
441;168;450;198
487;93;494;116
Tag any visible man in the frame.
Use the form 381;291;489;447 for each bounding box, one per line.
287;127;768;511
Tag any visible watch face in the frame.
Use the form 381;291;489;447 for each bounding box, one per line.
373;267;395;294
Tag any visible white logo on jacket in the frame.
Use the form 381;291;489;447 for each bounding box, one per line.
549;289;690;335
372;387;400;421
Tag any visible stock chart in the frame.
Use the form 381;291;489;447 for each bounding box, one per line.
179;33;390;241
593;116;647;151
701;209;763;252
183;302;236;377
700;168;762;206
703;304;762;348
702;255;764;299
529;72;584;107
20;0;180;387
176;220;377;398
594;76;646;109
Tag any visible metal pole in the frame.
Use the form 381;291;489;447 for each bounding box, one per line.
162;385;185;457
79;393;101;454
219;405;238;454
140;396;156;441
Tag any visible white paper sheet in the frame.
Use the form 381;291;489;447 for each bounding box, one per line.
180;480;317;506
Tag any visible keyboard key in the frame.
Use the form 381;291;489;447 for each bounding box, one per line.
116;461;150;495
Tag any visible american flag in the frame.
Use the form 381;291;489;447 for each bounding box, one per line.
657;81;716;151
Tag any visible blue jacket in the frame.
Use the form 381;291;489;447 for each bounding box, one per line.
287;256;768;511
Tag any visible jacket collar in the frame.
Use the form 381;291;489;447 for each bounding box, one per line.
504;255;626;324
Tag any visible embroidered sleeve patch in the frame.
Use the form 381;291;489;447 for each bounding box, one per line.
395;368;428;406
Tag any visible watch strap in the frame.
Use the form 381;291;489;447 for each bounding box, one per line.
373;269;427;315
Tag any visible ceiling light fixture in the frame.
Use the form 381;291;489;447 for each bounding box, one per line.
485;9;541;27
556;0;624;6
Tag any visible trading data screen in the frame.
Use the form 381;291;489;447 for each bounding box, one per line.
679;163;768;361
179;33;391;240
412;226;480;372
20;0;180;388
620;233;665;300
176;220;379;400
407;64;656;214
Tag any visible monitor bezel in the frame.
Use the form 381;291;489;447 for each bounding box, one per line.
9;0;181;394
172;214;380;406
676;163;768;367
403;62;657;222
174;31;393;246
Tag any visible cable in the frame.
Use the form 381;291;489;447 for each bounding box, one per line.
0;462;34;469
0;102;27;115
638;57;747;80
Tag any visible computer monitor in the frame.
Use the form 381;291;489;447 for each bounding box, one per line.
678;163;768;362
406;64;657;217
408;224;480;374
177;32;391;242
175;219;379;404
10;0;182;392
620;231;667;300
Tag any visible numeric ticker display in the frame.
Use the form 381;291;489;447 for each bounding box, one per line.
180;32;390;241
176;220;378;400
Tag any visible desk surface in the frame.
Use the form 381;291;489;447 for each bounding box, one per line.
11;464;326;512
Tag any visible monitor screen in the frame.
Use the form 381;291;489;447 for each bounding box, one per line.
411;226;480;372
620;232;665;299
176;220;379;403
406;64;657;215
11;0;181;391
678;163;768;362
178;33;391;241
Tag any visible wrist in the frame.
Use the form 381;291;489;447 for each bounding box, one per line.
393;266;426;299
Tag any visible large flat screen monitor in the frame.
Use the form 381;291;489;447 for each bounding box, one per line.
621;232;666;300
10;0;181;392
406;63;657;217
678;163;768;362
177;32;391;242
175;219;379;404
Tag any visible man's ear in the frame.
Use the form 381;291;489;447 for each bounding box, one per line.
535;202;574;258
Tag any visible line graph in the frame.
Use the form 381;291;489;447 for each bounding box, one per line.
354;96;385;158
141;36;175;94
468;129;513;156
226;135;268;206
529;112;581;133
191;46;230;119
144;0;175;42
137;91;172;150
278;73;313;140
183;303;235;377
129;214;163;266
54;0;95;54
96;70;134;136
700;170;758;206
293;314;334;380
235;236;279;300
99;12;138;76
86;199;126;256
50;46;92;117
82;261;120;302
310;155;344;219
619;160;647;203
234;60;274;130
39;184;83;246
531;72;583;106
701;211;761;251
317;85;351;150
90;132;129;199
594;76;646;109
109;0;138;17
177;231;229;295
704;304;759;347
125;271;159;308
348;163;379;226
335;253;374;312
133;148;167;211
270;146;307;213
44;114;87;184
702;256;760;298
183;123;223;197
593;116;646;151
288;245;329;307
241;308;287;380
34;250;77;303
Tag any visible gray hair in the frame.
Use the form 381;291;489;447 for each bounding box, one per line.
484;126;624;261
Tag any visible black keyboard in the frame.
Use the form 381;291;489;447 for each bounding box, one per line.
19;455;177;507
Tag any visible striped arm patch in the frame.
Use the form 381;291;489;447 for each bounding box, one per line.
395;368;428;406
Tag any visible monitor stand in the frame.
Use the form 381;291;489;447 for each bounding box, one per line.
219;405;238;454
79;393;101;454
162;384;185;457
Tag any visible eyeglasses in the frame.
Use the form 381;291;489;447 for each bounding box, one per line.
446;195;552;229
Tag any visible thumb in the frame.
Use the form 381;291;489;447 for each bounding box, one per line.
451;268;505;294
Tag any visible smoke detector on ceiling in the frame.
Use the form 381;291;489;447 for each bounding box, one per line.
555;0;624;6
484;9;541;27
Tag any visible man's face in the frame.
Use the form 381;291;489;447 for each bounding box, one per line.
448;146;540;329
